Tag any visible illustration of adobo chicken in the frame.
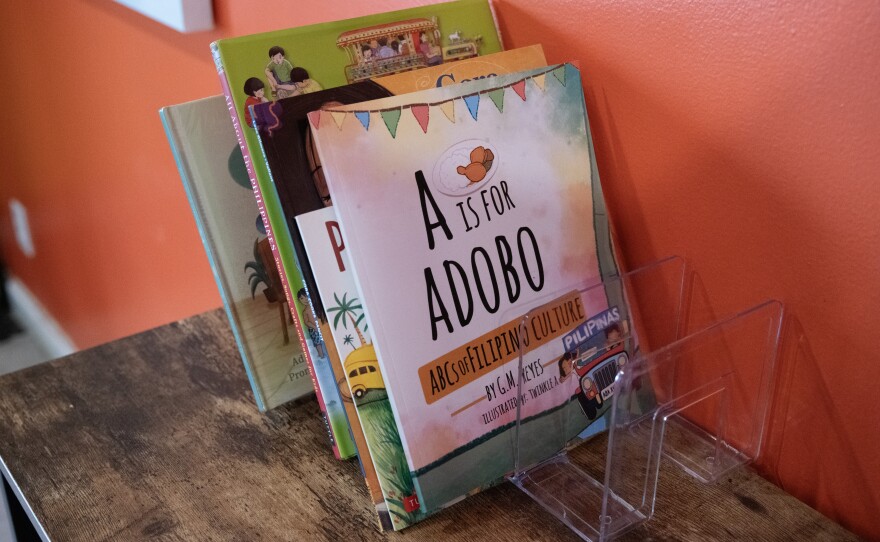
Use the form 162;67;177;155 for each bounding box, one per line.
456;146;495;183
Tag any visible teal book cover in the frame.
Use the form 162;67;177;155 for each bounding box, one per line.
212;0;504;459
160;96;314;411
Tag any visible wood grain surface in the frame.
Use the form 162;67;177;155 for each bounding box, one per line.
0;310;860;541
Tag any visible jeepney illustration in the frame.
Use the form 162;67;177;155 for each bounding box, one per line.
344;344;385;399
560;316;629;421
337;18;482;83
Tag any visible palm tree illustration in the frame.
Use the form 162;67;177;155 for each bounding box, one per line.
327;292;369;346
328;295;418;525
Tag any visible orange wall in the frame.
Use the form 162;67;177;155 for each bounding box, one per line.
0;0;877;537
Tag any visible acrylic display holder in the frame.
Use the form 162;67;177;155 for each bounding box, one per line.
506;256;783;541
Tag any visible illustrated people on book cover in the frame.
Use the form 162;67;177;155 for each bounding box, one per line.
397;35;410;56
242;77;269;128
419;31;442;66
265;45;322;99
289;67;323;95
361;44;375;63
376;37;396;59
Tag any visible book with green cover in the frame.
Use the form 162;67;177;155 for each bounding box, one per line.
159;96;314;411
211;0;504;459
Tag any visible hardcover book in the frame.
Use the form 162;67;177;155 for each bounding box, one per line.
256;45;546;529
311;64;627;517
211;0;504;459
159;96;314;411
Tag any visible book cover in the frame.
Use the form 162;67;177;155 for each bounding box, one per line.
311;64;628;515
255;45;546;529
212;0;504;459
297;207;405;530
253;46;545;334
159;96;313;411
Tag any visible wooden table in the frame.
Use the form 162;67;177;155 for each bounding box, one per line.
0;309;859;541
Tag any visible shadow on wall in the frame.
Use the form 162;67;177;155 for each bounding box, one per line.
687;267;879;534
758;316;880;531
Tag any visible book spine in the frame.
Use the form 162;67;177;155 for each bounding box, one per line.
159;107;266;411
212;44;336;452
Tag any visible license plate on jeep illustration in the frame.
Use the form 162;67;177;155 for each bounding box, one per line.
601;384;615;401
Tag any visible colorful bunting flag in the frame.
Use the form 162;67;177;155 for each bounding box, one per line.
355;111;370;131
533;74;546;92
463;94;480;121
331;111;347;130
440;100;456;123
307;110;321;129
381;109;402;138
411;105;430;133
511;80;527;101
551;65;566;86
488;88;505;113
322;67;565;136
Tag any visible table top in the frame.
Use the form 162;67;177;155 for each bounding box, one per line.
0;309;859;541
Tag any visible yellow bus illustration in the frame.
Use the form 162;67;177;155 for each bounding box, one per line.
345;344;385;398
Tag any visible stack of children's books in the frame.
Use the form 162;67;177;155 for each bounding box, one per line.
161;0;630;532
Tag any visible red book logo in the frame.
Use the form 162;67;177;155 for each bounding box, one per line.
403;493;420;513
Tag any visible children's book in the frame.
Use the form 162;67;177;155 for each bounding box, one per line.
297;207;400;530
253;46;545;340
256;45;546;530
211;0;504;460
159;96;314;411
310;64;628;520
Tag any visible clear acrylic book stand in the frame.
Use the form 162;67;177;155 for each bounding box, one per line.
507;256;783;541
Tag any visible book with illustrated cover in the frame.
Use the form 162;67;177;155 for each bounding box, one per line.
159;96;314;412
211;0;504;459
310;64;629;517
296;207;405;530
255;45;546;530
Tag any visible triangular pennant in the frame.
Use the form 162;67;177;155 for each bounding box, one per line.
551;65;567;86
307;110;321;129
512;79;527;101
331;111;347;129
439;100;456;123
411;104;430;133
463;94;480;121
532;74;546;92
488;88;505;113
355;111;370;131
381;109;402;138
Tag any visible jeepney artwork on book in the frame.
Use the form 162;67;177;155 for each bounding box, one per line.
310;64;631;516
337;17;483;83
557;306;631;423
211;0;505;459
